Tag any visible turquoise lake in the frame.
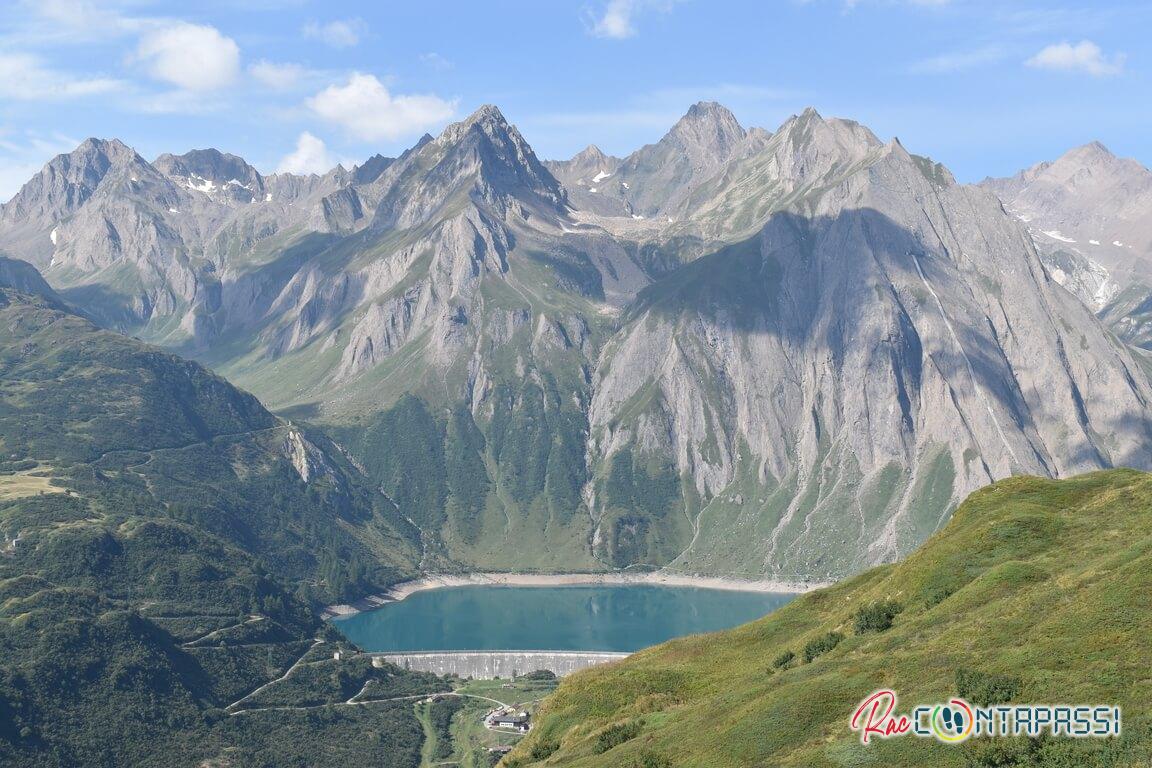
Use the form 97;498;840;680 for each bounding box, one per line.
331;585;794;652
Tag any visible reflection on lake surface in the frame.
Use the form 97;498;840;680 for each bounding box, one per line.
331;585;795;652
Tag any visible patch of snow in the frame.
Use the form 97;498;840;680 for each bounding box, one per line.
1041;230;1076;243
49;227;57;246
1089;239;1100;245
589;187;598;193
130;176;139;183
621;182;630;189
631;215;644;220
1114;240;1125;247
666;217;674;223
186;174;216;194
592;170;612;183
1050;267;1067;285
168;207;179;213
226;178;253;190
264;193;272;202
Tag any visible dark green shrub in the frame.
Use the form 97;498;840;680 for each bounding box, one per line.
522;669;557;681
924;585;956;608
597;719;644;753
803;632;843;663
854;600;904;634
627;750;672;768
530;738;560;760
772;650;796;670
956;668;1022;706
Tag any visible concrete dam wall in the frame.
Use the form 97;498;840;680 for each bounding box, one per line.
372;651;628;679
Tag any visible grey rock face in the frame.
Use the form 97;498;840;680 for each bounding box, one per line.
2;105;1150;583
0;136;361;345
154;148;266;204
983;142;1152;346
591;128;1152;578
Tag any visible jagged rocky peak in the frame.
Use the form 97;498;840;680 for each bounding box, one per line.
154;148;265;202
1;137;146;219
1046;141;1152;189
547;144;621;184
352;153;395;184
572;144;612;164
777;107;883;155
1064;140;1117;164
414;104;568;216
664;101;747;161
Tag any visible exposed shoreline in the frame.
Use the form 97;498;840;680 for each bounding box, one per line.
322;571;831;619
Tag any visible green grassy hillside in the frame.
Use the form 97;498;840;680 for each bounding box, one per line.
0;285;419;603
505;470;1152;768
0;283;440;766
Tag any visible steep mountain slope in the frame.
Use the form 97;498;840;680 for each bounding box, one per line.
5;105;1152;584
579;110;1152;579
0;262;419;602
506;469;1152;768
0;269;440;766
191;105;649;571
0;140;374;345
546;102;764;220
983;143;1152;348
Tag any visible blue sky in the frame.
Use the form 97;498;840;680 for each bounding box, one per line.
0;0;1149;199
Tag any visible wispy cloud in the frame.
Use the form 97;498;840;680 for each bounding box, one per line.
585;0;680;40
250;60;312;91
302;18;366;48
0;53;124;100
1026;40;1124;77
419;52;453;71
909;46;1005;74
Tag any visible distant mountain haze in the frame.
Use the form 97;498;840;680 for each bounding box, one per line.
982;142;1152;350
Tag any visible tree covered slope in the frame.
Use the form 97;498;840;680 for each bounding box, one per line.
0;273;441;767
505;469;1152;768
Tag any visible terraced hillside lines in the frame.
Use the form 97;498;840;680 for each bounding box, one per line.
505;470;1152;767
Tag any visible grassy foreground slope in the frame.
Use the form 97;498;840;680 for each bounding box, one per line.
506;470;1152;768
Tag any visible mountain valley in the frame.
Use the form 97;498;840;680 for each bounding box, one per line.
2;104;1151;585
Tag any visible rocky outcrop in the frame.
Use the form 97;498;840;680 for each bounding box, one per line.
983;143;1152;345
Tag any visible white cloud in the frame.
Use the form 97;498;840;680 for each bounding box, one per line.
0;53;124;100
136;23;241;92
587;0;679;39
1026;40;1124;77
276;131;337;175
306;73;456;142
250;60;308;91
303;19;366;48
